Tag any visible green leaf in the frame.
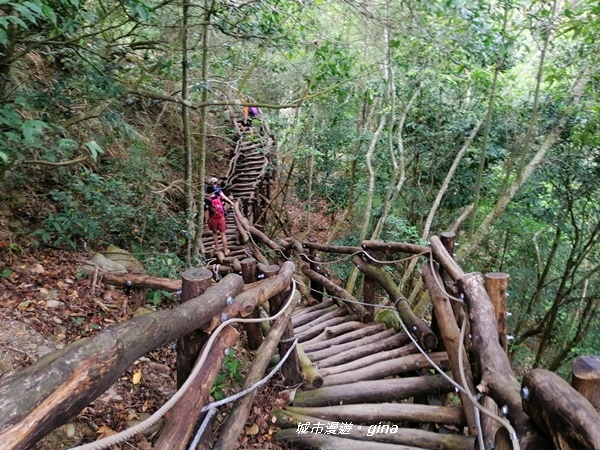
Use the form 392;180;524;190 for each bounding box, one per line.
58;138;79;151
85;141;104;161
0;151;7;164
21;119;49;143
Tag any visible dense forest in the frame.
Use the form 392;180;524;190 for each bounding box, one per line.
1;0;599;379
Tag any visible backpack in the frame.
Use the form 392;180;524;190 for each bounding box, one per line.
249;106;259;117
210;195;225;218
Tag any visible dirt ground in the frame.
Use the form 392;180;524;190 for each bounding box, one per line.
0;244;296;450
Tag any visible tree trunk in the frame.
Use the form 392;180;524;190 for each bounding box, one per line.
297;345;324;388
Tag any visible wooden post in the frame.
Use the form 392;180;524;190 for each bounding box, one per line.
572;355;600;410
362;277;376;317
240;257;263;350
266;265;301;386
155;325;239;450
484;272;510;353
421;262;478;435
176;268;213;387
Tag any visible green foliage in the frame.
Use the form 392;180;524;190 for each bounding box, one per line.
211;352;244;401
34;210;101;249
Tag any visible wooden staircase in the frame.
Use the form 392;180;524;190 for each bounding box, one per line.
273;299;476;449
202;120;276;261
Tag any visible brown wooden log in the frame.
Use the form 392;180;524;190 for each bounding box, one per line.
176;268;213;387
81;270;182;292
319;343;418;377
484;272;510;352
361;240;431;256
301;321;371;346
322;352;449;387
301;240;364;255
429;235;465;281
296;314;357;343
273;409;475;450
302;265;373;322
266;266;301;386
314;330;412;368
292;302;336;328
293;375;456;407
0;274;244;450
297;345;324;388
293;297;336;318
294;275;319;305
458;272;551;449
213;300;297;449
240;257;262;350
286;403;466;426
363;276;376;316
294;306;349;335
422;262;478;435
276;429;427;450
352;255;437;350
154;325;239;450
572;355;600;410
233;260;296;317
522;368;600;450
478;395;511;450
303;326;393;354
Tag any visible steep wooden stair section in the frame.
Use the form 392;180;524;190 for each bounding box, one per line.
202;122;275;260
273;299;476;450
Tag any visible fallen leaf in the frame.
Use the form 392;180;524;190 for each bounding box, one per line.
245;423;260;435
132;370;142;385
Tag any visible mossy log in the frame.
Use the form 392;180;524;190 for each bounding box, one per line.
297;345;324;388
352;255;437;350
293;375;456;407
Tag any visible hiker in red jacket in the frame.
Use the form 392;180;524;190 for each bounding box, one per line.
204;177;234;256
